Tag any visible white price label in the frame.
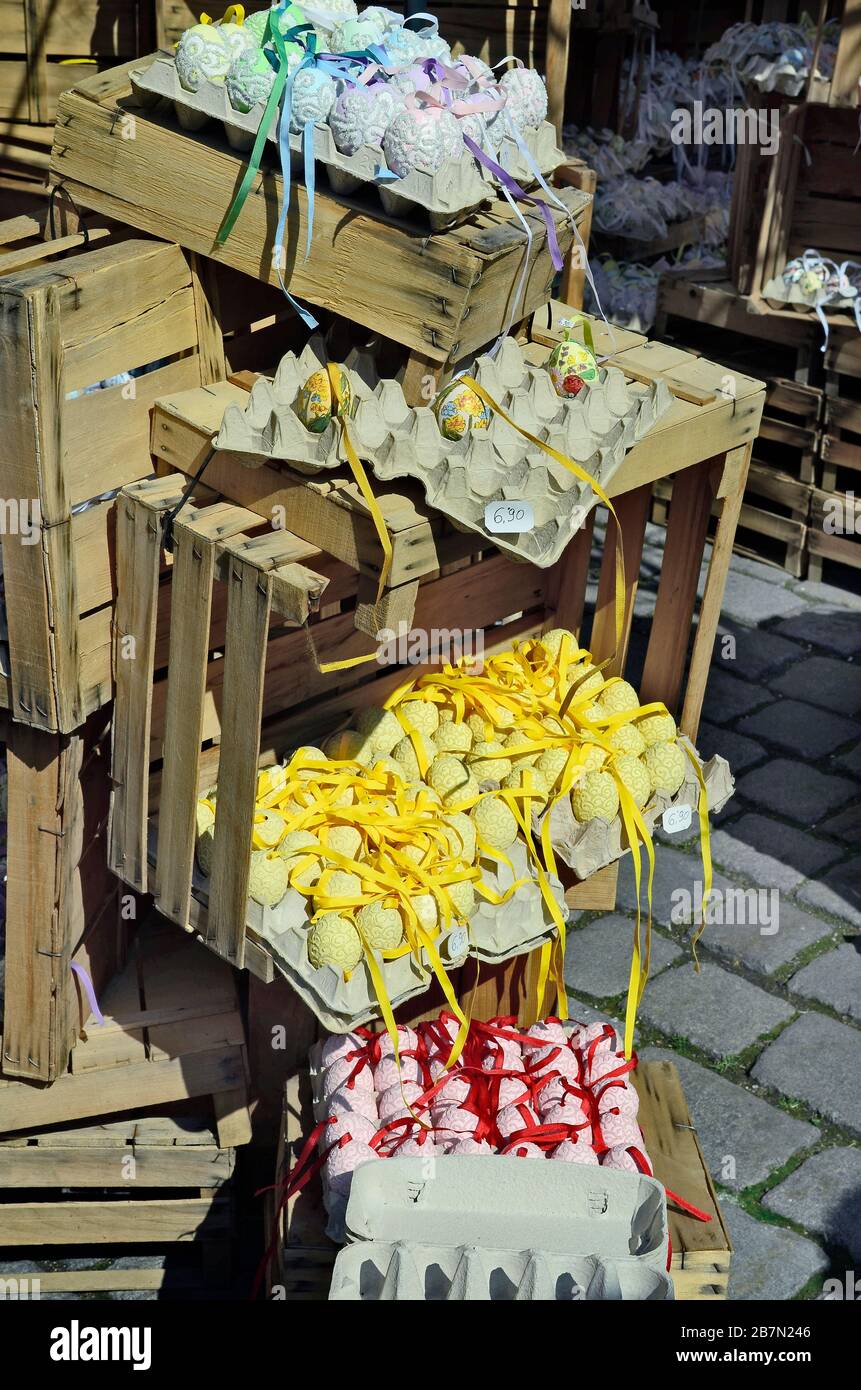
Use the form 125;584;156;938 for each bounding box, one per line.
662;803;693;834
447;927;469;960
484;500;535;534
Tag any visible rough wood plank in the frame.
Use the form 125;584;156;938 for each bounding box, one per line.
1;1195;229;1246
0;1143;232;1187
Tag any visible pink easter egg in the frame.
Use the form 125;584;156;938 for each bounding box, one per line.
448;1137;494;1157
378;1080;424;1122
498;1075;532;1109
434;1105;481;1140
327;1084;380;1123
373;1055;421;1092
482;1040;523;1071
528;1046;580;1083
601;1144;650;1175
320;1031;369;1069
507;1142;545;1159
430;1072;471;1113
321;1054;374;1100
376;1025;419;1060
320;1111;379;1150
596;1082;640;1118
325;1139;379;1194
587;1052;630;1088
543;1099;590;1131
582;1022;622;1052
397;1134;440;1158
552;1138;600;1165
597;1111;642;1149
524;1020;569;1048
383;103;462;177
496;1101;539;1140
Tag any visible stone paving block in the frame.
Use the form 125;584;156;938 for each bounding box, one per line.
724;553;794;585
696;723;766;775
775;608;861;657
709;812;842;891
752;1012;861;1136
738;699;860;759
617;845;735;927
773;655;861;716
701;669;771;725
790;581;861;611
798;863;861;929
717;571;806;625
564;916;682;999
789;944;861;1022
638;961;794;1059
713;620;802;680
722;1200;829;1300
737;759;856;826
762;1149;861;1260
842;742;861;778
818;804;861;847
691;898;835;976
639;1048;818;1191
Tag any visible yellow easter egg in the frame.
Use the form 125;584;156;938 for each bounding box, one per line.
432;379;492;442
296;366;351;432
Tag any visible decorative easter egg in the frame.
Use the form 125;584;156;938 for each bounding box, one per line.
246;3;307;42
447;1137;493;1156
547;339;599;394
571;769;620;824
637;711;676;747
321;1031;367;1069
357;902;404;953
373;1054;420;1092
496;1101;539;1139
327;1082;379;1121
175;24;231;91
471;795;518;850
375;1024;419;1059
219;20;259;62
296;365;351;431
430;1072;471;1112
432;378;492;442
325;1138;378;1194
643;740;687;797
398;1135;441;1157
330;15;384;51
543;1098;590;1130
525;1019;570;1047
307;912;363;970
383;104;462;177
328;82;402;154
306;0;357;32
378;1080;423;1121
498;1075;531;1109
323;1110;378;1147
614;752;651;811
799;268;824;296
597;1082;639;1118
289;64;336;130
509;1141;545;1158
552;1138;599;1164
226;46;276;111
322;1053;374;1097
435;1105;480;1138
381;24;426;67
499;66;548;131
248;850;290;907
601;1144;645;1174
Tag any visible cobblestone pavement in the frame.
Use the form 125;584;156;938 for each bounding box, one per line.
565;525;860;1301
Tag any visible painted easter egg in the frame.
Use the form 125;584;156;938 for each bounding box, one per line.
383;103;462;177
547;339;599;394
226;47;276;112
432;379;491;442
175;24;230;91
296;366;352;432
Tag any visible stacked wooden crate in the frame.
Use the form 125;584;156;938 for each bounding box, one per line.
809;330;861;584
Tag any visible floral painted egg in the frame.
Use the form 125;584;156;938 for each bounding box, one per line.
432;379;491;442
175;24;231;91
296;366;352;432
547;339;599;395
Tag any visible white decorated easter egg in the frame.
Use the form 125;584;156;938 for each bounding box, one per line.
175;24;231;91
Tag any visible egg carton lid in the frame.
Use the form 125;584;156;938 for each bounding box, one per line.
762;275;858;313
187;837;562;1032
215;333;674;567
329;1238;674;1300
536;739;734;881
489;121;566;188
341;1156;668;1263
130;55;492;224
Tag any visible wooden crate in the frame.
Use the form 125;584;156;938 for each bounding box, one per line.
0;216;293;734
0;0;153;192
49;62;589;381
108;310;765;982
0;918;252;1137
0;1110;235;1295
809;330;861;584
0;705;128;1084
269;1057;730;1301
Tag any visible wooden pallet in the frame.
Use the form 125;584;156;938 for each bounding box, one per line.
49;62;589;379
107;317;764;982
0;217;298;734
0;1110;235;1294
0;919;252;1137
0;705;128;1084
269;1058;730;1301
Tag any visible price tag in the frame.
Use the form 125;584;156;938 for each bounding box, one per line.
484;500;535;534
447;927;469;960
662;803;693;834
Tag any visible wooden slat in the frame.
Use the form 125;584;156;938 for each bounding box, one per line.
0;1142;232;1187
589;483;653;674
1;1195;229;1246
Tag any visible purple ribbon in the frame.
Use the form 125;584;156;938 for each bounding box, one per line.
70;962;106;1025
462;133;564;272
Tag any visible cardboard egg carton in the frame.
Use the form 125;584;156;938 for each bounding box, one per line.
762;274;859;315
328;1157;673;1300
190;839;564;1033
536;739;735;881
215;334;674;567
132;54;563;228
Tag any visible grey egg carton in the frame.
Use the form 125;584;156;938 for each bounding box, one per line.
763;274;859;315
215;333;674;567
132;53;524;228
187;836;563;1033
536;740;735;881
330;1157;673;1300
